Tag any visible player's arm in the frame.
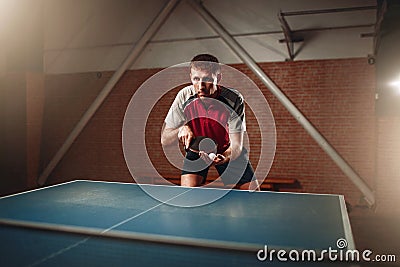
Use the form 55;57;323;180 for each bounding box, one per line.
161;123;194;149
161;87;194;148
220;132;243;162
217;93;246;164
161;124;179;146
206;132;243;165
217;91;246;164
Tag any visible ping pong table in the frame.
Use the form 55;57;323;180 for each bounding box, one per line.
0;180;355;266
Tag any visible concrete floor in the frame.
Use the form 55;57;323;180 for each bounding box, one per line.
349;207;399;266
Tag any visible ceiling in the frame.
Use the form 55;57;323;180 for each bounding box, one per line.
1;0;378;73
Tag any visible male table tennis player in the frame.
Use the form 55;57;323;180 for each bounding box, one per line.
161;54;259;190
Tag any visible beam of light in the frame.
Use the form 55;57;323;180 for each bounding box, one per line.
389;76;400;95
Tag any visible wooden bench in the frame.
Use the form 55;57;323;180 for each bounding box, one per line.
261;178;299;191
137;174;298;191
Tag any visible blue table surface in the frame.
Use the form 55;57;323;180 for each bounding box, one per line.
0;180;354;267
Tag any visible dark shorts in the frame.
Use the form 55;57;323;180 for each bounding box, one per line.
181;148;256;186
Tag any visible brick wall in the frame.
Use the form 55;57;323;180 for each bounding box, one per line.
249;59;377;205
39;58;399;213
376;117;400;212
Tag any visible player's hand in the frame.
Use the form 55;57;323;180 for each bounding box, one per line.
178;125;194;150
199;151;225;166
213;154;226;165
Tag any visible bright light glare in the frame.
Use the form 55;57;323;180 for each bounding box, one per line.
389;80;400;87
389;77;400;95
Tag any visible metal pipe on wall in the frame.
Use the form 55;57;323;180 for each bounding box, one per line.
37;0;181;186
188;0;376;206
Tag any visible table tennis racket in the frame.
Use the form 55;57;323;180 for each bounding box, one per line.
186;136;217;154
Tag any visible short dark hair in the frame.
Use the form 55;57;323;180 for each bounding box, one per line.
190;53;221;74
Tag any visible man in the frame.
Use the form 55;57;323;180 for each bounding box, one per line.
161;54;259;190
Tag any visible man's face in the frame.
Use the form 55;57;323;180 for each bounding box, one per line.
190;67;220;98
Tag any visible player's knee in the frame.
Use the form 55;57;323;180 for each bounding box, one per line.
181;174;203;187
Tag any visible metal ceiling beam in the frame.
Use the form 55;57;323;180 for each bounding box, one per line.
43;23;374;49
37;0;181;186
281;5;377;16
150;24;371;44
278;10;303;61
373;0;388;56
278;10;295;60
360;2;386;56
188;0;375;206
